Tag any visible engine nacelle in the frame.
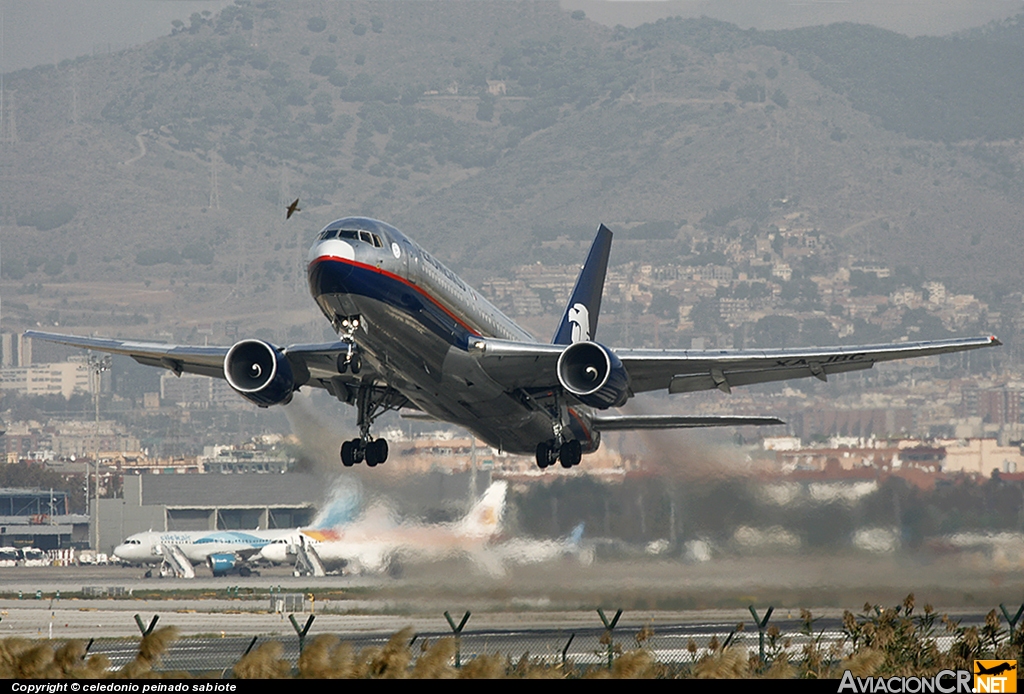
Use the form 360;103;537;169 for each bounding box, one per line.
224;339;295;407
556;341;630;409
206;553;237;575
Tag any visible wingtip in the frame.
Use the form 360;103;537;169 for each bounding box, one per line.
991;335;1003;346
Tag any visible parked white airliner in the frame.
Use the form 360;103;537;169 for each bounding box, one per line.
114;528;295;577
27;218;1000;469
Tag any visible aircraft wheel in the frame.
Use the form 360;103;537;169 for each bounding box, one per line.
341;440;356;467
365;441;379;467
535;442;549;468
336;353;348;374
350;354;362;375
562;440;582;467
536;441;558;469
239;567;252;578
373;438;389;464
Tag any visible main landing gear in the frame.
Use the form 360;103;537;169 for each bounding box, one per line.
339;382;405;468
536;439;582;469
333;314;393;468
534;389;583;470
341;438;388;467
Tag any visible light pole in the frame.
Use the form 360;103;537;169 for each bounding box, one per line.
88;354;111;550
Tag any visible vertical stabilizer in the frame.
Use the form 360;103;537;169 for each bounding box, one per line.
552;225;613;345
456;481;507;538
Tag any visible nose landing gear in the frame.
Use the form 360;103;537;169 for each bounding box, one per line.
336;316;363;374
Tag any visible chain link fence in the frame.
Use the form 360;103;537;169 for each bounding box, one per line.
21;601;1020;678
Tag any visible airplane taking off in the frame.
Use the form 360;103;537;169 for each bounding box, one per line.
27;218;1000;469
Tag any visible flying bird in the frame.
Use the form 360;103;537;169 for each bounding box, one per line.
286;198;301;220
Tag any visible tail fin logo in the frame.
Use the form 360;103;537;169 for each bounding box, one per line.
569;303;591;342
551;224;612;345
478;508;496;527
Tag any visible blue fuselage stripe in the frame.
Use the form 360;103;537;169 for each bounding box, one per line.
308;257;478;350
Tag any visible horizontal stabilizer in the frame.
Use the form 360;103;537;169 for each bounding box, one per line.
400;411;439;421
591;415;784;431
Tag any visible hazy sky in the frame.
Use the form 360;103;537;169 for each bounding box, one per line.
561;0;1024;35
2;0;1022;72
0;0;231;73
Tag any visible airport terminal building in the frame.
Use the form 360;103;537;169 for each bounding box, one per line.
0;487;89;549
94;470;492;555
95;474;322;555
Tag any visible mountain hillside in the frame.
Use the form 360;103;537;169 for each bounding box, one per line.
0;1;1022;345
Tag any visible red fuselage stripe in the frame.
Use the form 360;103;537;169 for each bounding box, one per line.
309;255;482;337
567;407;592;444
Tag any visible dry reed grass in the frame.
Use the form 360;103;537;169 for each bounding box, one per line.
233;640;292;679
0;637;109;678
3;597;1023;679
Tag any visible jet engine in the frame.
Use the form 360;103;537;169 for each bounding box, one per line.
224;339;295;407
556;341;630;409
206;553;238;576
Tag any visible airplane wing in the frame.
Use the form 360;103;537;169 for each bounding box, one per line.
22;330;388;400
474;335;1000;395
24;331;231;378
591;415;784;430
233;547;264;561
619;335;1000;394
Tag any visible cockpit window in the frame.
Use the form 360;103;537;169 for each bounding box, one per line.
317;228;384;248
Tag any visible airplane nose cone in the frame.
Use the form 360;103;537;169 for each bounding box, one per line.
308;243;356;297
308;239;355;264
260;549;275;562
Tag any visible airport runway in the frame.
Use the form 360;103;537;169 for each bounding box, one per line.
0;552;1018;641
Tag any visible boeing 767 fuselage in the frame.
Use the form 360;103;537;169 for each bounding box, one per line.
28;217;1000;469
